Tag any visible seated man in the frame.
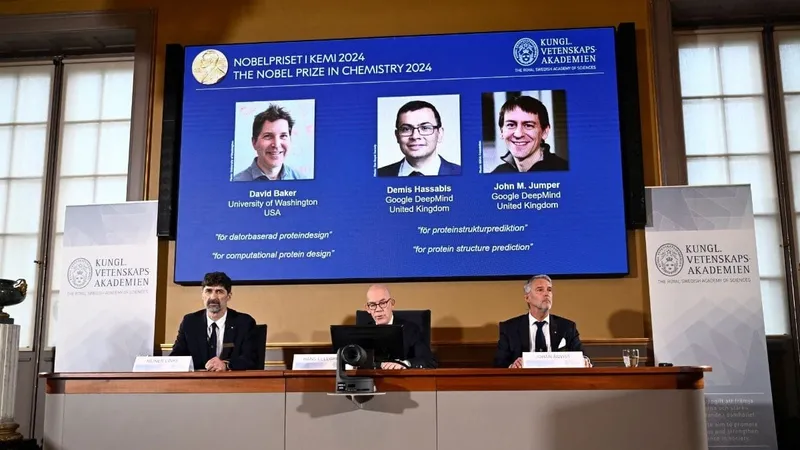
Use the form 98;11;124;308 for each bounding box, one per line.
170;271;260;371
362;284;438;369
493;274;591;368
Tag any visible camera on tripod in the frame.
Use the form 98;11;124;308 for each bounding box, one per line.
330;324;406;394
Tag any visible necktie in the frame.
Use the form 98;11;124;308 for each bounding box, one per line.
534;321;547;352
409;171;424;176
208;322;218;357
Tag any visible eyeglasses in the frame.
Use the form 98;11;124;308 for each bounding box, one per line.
366;298;393;311
397;124;439;137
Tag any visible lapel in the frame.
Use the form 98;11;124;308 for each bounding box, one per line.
519;315;531;353
549;316;563;351
220;310;237;360
197;312;210;362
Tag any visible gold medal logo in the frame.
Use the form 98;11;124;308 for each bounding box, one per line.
191;49;229;85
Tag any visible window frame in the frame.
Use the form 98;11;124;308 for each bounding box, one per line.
0;59;55;350
659;21;800;346
0;9;154;439
44;55;138;349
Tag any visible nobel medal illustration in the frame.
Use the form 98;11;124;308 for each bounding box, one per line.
191;49;229;85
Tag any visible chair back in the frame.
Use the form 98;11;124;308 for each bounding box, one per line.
355;310;432;346
253;324;267;369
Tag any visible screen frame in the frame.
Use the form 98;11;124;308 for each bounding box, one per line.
170;24;637;286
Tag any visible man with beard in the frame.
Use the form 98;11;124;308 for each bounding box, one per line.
493;275;591;368
233;104;306;181
377;100;461;177
491;95;568;173
170;271;260;371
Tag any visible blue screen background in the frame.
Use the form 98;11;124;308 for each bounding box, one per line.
174;27;630;283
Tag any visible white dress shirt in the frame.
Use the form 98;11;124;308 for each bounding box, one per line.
398;156;441;176
207;311;227;358
529;313;551;352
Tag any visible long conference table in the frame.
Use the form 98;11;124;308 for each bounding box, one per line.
41;367;710;450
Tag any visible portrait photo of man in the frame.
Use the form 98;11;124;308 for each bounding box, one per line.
231;100;315;181
376;95;462;177
481;91;569;173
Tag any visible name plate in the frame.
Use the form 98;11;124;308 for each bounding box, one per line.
132;356;194;372
522;351;585;368
292;354;353;370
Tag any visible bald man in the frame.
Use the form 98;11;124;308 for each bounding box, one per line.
363;284;438;369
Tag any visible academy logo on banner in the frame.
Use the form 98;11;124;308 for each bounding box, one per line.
652;241;752;282
65;256;151;293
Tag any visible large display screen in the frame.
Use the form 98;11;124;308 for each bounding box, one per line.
174;26;629;284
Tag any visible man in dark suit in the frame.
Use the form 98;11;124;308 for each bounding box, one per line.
377;100;461;177
362;284;438;369
493;274;591;368
171;271;260;371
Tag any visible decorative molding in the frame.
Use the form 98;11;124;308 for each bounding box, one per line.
160;338;653;369
262;356;651;368
159;337;653;351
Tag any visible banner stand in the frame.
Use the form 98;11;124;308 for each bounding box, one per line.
55;201;159;373
645;184;778;449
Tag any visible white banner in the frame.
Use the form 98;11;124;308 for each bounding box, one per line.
645;185;777;449
54;201;159;373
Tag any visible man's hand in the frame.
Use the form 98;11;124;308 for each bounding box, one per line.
205;357;228;372
509;357;523;369
584;356;593;368
380;362;406;370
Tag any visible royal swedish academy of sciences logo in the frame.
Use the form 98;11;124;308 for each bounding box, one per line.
654;243;684;277
513;38;539;67
67;258;93;289
191;49;229;86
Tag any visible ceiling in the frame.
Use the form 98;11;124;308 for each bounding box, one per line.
0;1;797;59
671;0;800;25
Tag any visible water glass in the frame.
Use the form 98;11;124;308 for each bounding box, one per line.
622;349;631;367
630;349;640;367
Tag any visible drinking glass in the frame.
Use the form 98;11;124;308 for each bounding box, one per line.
622;349;631;367
630;349;640;367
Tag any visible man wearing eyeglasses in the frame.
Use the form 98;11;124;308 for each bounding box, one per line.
377;100;461;177
363;284;438;369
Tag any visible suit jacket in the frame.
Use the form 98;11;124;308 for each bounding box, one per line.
361;316;439;368
377;156;461;177
170;308;260;371
493;313;583;368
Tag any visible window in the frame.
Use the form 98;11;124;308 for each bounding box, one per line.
0;64;53;348
676;31;790;335
0;58;134;349
46;59;134;348
776;31;800;305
